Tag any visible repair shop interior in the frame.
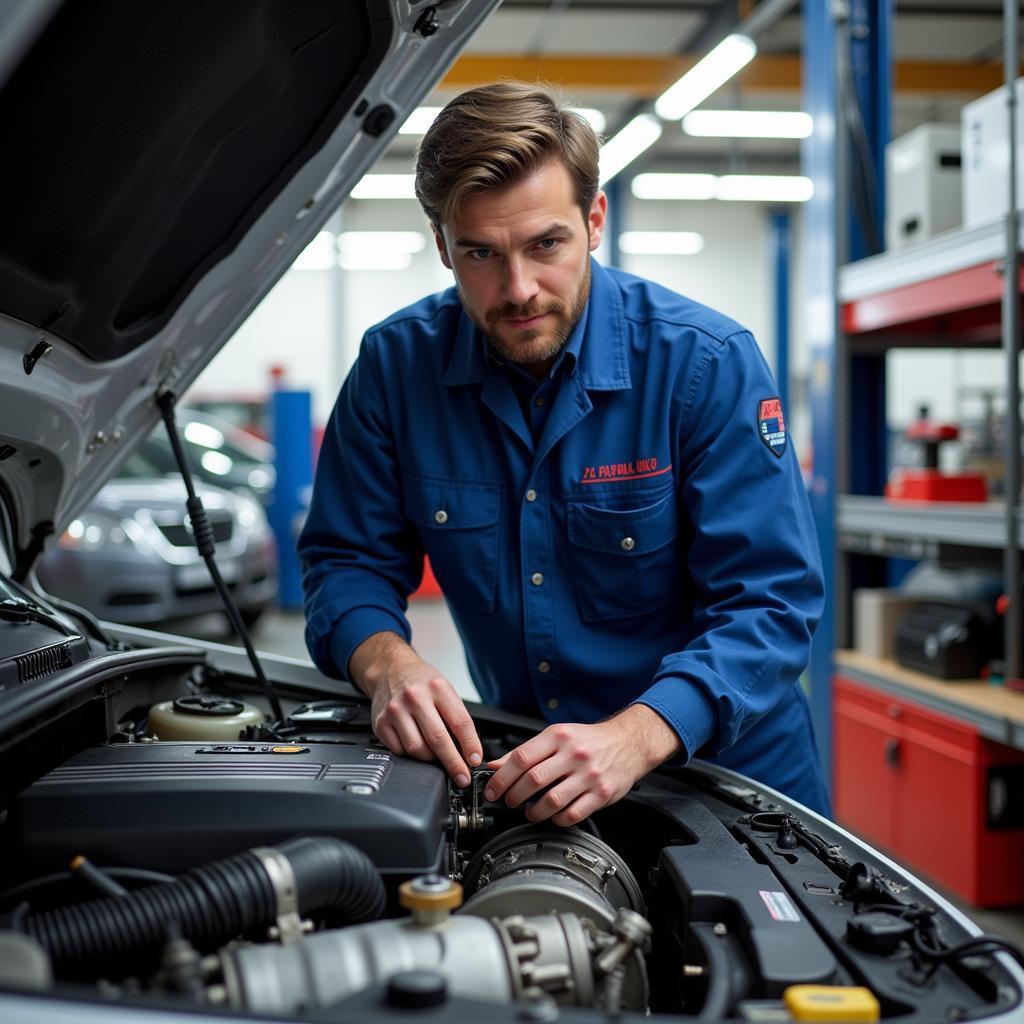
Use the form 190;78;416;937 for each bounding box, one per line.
0;3;1023;1024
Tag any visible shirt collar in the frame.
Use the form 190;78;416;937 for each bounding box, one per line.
443;258;631;391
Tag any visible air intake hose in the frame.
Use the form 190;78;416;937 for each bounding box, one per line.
13;836;385;977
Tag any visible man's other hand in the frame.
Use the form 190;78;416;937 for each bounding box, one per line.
484;704;681;826
349;632;482;787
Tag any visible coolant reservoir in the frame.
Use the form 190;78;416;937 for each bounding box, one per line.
148;695;264;741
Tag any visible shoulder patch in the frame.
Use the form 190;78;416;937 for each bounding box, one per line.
757;397;787;458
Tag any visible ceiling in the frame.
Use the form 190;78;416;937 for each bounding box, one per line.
374;0;1017;180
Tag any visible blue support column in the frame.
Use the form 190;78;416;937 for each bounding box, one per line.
803;0;840;795
804;0;892;795
268;389;313;609
769;210;791;412
605;176;623;269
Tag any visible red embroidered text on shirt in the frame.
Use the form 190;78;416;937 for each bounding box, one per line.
580;457;672;484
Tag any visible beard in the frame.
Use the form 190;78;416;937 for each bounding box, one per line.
469;261;591;370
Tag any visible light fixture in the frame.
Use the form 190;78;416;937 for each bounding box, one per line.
716;175;813;202
398;106;442;134
570;107;607;134
338;251;414;271
350;174;417;200
599;114;663;185
682;109;813;139
292;231;337;270
631;173;813;203
618;231;705;256
654;34;757;121
339;231;426;254
631;173;717;201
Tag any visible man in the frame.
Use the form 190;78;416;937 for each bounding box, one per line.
299;82;829;822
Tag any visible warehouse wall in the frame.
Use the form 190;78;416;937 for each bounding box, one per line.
196;194;794;435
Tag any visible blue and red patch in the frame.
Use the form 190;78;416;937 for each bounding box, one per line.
757;397;787;458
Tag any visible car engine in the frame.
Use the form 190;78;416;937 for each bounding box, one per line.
0;645;1021;1023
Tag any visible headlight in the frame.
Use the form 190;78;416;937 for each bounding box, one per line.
58;512;136;551
234;492;271;541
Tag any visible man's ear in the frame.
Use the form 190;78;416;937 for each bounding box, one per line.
432;224;452;269
587;190;608;252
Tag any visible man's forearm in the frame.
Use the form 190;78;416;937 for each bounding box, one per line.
614;704;683;772
348;631;419;696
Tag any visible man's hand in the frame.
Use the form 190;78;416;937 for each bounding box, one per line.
349;632;482;787
484;704;681;827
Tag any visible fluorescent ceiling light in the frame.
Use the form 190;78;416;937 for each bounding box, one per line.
350;174;417;200
339;251;414;271
200;451;233;477
599;114;663;185
654;34;757;121
631;173;813;203
631;173;717;201
717;174;814;202
619;231;705;256
293;231;337;270
682;109;813;139
570;106;606;134
399;106;442;134
339;231;426;255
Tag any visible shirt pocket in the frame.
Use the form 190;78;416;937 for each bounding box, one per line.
566;490;680;622
403;474;503;613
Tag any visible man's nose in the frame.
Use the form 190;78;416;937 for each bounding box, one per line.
503;258;539;307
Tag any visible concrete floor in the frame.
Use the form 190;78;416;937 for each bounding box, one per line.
166;600;1024;950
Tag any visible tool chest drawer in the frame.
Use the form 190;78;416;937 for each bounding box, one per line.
834;675;1024;906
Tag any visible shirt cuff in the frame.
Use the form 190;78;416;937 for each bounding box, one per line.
329;607;412;680
632;676;718;766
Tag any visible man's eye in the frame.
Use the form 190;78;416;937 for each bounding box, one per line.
467;248;493;261
536;238;560;251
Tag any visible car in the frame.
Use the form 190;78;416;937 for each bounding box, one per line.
135;408;277;506
0;4;1020;1024
33;450;277;629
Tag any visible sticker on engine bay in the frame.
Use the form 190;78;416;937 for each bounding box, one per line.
759;890;800;922
757;397;787;458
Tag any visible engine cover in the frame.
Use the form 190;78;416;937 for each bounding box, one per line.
12;741;448;877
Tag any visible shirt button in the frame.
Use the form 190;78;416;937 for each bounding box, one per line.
620;536;636;551
434;510;448;525
526;489;538;503
547;698;559;710
531;572;544;586
538;660;551;674
535;397;545;407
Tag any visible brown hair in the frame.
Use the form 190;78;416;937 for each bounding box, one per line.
414;81;600;227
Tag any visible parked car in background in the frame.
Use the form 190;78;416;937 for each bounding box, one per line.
35;445;277;628
136;408;276;505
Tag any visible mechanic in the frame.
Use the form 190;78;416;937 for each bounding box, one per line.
299;82;830;822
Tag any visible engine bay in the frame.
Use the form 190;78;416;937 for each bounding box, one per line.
0;636;1021;1023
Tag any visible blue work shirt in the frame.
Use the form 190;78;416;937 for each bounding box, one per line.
299;259;829;815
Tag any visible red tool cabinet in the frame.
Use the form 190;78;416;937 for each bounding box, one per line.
834;675;1024;907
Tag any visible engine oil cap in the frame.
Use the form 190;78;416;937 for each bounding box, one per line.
398;875;463;913
783;985;880;1022
386;970;447;1009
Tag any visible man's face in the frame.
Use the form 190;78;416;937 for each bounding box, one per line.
434;159;606;376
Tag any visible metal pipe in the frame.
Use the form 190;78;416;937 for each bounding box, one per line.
738;0;800;39
1003;0;1021;681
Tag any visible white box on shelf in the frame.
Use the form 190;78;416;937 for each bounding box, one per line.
885;123;962;251
961;78;1024;229
853;588;924;661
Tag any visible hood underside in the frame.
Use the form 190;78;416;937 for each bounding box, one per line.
0;0;390;361
0;0;498;564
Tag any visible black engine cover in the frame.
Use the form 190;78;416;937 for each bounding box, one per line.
12;741;448;877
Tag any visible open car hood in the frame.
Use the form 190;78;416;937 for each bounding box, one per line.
0;0;498;569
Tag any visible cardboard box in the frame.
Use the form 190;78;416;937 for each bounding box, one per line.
853;588;923;660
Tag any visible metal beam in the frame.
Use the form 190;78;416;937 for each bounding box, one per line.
441;53;1020;96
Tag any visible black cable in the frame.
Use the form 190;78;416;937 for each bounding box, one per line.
156;391;283;723
0;867;175;909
